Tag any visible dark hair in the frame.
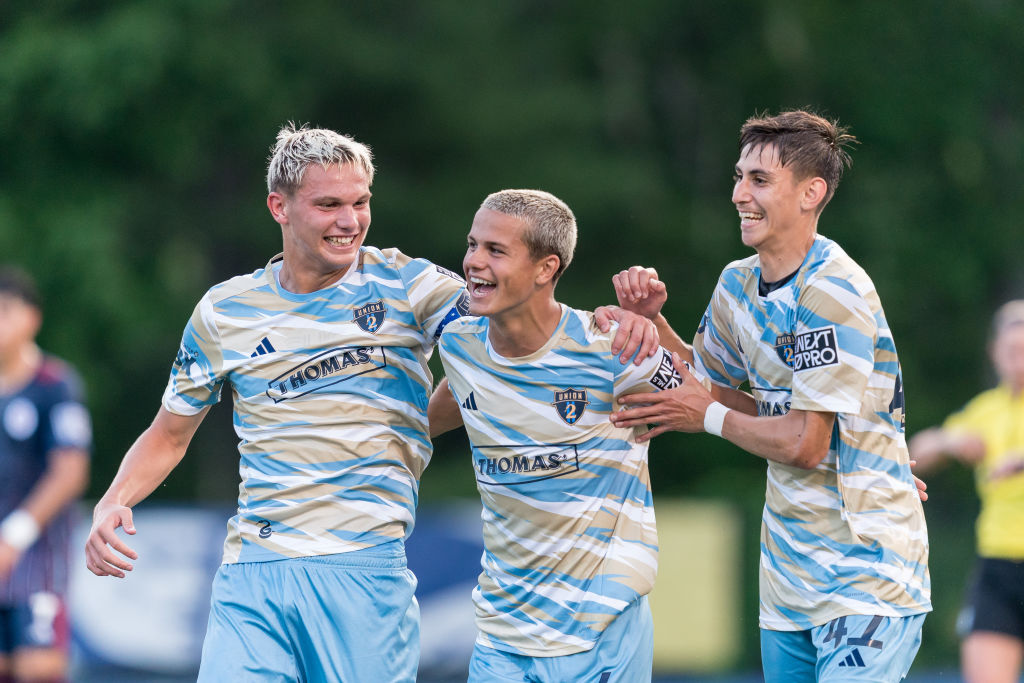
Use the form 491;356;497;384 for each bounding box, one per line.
0;266;41;309
740;110;857;209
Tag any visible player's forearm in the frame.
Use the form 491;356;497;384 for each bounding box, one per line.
652;314;693;363
99;431;187;509
720;408;833;469
98;408;203;510
711;384;757;415
15;449;89;528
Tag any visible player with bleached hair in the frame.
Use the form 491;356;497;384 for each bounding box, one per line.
609;110;932;683
84;125;658;681
428;189;704;682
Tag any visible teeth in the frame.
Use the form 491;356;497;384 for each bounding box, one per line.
470;277;494;286
739;212;763;220
325;236;354;246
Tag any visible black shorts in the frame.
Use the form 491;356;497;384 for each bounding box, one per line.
956;557;1024;640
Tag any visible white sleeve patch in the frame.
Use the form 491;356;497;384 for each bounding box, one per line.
51;402;92;447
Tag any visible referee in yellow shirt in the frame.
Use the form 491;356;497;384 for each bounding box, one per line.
911;299;1024;683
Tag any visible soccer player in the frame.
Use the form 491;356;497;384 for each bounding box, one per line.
0;266;91;683
83;125;656;682
428;189;702;682
909;300;1024;683
608;110;932;683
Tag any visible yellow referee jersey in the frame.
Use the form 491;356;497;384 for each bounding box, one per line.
944;385;1024;559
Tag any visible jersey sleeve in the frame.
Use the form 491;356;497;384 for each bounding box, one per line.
162;296;227;415
692;280;748;389
789;276;876;414
400;257;470;342
42;368;92;453
613;345;711;397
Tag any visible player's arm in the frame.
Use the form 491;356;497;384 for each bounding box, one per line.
0;447;90;579
85;406;208;578
605;265;695;363
907;426;985;472
611;353;834;468
428;378;464;438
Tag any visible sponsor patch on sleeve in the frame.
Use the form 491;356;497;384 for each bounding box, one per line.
649;350;683;390
792;326;840;371
435;265;466;283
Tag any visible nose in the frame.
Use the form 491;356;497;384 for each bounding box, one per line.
731;177;748;205
336;205;359;229
463;246;484;274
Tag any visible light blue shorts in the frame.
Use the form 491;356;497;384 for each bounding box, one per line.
197;540;419;683
761;613;926;683
468;595;653;683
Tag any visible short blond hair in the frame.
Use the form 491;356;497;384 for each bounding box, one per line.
480;189;577;280
266;123;375;195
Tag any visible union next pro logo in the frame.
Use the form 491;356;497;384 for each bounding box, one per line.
552;388;589;425
354;300;387;334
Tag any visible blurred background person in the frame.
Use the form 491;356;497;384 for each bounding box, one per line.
0;266;91;683
910;300;1024;683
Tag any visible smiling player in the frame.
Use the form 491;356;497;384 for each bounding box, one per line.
609;110;932;683
429;189;704;682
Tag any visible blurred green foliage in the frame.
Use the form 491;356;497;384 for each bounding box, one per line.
2;0;1022;672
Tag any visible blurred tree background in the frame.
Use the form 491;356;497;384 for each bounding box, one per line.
2;0;1022;674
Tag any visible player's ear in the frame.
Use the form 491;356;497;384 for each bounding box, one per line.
267;192;288;224
535;254;561;285
802;177;828;213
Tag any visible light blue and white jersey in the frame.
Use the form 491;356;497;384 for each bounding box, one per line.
692;235;931;631
438;305;695;657
163;247;468;564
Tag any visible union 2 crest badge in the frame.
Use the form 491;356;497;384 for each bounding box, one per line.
552;388;589;425
354;300;387;334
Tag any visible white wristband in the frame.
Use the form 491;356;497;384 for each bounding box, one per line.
703;401;731;438
1;510;40;551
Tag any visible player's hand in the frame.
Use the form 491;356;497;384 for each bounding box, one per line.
595;306;660;365
610;352;713;441
85;502;139;578
612;266;667;320
908;460;928;502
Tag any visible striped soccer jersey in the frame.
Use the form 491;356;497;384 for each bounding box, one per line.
163;247;468;564
438;305;691;657
0;357;91;603
692;235;931;631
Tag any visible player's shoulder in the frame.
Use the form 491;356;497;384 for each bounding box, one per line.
719;254;760;281
35;355;82;389
711;254;759;298
803;236;872;287
364;247;464;285
203;259;277;306
962;385;1012;415
439;314;487;341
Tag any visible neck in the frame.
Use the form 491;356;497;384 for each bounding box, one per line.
279;261;352;294
487;299;562;358
758;229;816;282
0;343;42;394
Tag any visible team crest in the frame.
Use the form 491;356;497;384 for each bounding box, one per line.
552;388;589;425
354;300;387;334
774;333;795;368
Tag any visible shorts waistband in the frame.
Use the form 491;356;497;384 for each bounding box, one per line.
292;539;407;569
